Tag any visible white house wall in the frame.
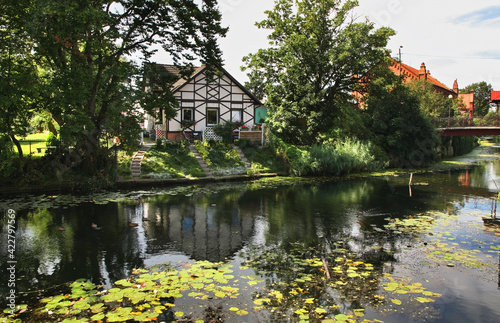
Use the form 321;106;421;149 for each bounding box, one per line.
166;69;260;135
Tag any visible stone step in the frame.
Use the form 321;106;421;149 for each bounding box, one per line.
129;145;152;177
186;144;214;177
231;145;253;172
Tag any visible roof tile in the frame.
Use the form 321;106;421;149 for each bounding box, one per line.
389;60;454;93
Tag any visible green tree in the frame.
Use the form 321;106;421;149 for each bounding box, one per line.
0;3;42;160
407;80;453;119
361;69;440;168
6;0;227;174
242;0;394;145
460;81;494;116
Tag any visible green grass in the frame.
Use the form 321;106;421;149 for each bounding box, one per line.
194;141;245;169
237;140;285;174
117;151;133;179
14;133;49;156
141;142;205;178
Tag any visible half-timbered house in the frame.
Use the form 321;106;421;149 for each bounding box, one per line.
144;64;266;141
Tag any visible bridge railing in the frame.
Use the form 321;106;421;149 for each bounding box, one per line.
432;115;500;128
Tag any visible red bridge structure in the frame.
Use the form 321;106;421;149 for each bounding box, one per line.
435;116;500;136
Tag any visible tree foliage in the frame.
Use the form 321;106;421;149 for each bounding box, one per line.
0;1;42;159
243;0;394;145
2;0;227;176
407;80;454;119
460;81;494;116
361;69;440;168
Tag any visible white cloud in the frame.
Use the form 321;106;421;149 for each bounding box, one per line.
452;5;500;25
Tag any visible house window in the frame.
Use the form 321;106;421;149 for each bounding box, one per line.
231;109;242;123
207;108;219;126
182;108;194;121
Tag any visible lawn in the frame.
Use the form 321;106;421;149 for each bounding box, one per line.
237;139;285;174
14;133;49;156
194;141;247;176
141;142;205;178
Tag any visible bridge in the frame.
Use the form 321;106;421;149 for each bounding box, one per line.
434;116;500;136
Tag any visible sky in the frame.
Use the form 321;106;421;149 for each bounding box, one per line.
153;0;500;91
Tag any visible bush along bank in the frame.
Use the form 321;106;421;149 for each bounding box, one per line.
268;133;386;176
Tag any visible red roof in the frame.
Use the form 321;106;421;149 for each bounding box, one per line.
491;91;500;102
389;60;455;94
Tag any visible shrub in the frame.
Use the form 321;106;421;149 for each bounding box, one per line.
269;132;383;176
46;132;60;147
212;121;243;144
482;112;500;126
156;138;163;149
0;135;14;159
236;139;252;149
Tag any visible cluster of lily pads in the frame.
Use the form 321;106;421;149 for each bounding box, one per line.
3;261;249;322
382;210;500;270
2;236;447;323
0;177;313;212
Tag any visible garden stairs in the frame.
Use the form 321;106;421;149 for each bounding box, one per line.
232;145;253;172
188;145;213;177
130;145;152;178
131;144;252;179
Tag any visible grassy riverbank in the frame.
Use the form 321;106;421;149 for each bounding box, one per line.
2;134;497;193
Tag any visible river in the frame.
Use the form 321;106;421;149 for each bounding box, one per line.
1;144;499;322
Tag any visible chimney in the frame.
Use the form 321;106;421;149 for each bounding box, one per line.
453;79;459;94
418;63;427;81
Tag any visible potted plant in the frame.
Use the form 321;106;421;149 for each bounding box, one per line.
181;120;196;129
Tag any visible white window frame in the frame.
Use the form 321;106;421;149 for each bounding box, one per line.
207;108;219;126
231;109;243;123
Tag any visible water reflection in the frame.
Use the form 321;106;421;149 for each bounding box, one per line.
139;193;256;262
0;178;440;298
0;161;499;316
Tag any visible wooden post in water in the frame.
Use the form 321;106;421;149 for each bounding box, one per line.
409;173;413;197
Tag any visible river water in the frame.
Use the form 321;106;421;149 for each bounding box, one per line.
1;145;500;322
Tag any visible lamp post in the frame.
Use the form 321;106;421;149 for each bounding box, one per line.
398;46;403;76
448;94;453;127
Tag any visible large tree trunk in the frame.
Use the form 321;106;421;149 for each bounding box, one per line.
10;134;23;160
71;128;107;175
47;121;58;137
